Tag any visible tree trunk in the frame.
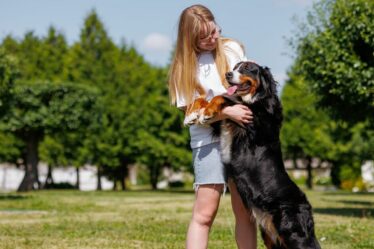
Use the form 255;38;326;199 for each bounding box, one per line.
121;177;126;191
75;167;80;190
150;165;160;190
120;164;128;191
306;156;313;190
97;165;102;191
44;165;54;188
292;154;299;169
17;132;41;192
119;157;129;191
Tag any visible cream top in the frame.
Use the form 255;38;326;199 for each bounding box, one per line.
177;40;248;149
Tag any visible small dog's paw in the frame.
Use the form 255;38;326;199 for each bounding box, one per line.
198;113;214;124
184;112;199;126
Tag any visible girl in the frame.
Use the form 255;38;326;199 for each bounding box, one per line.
168;4;257;249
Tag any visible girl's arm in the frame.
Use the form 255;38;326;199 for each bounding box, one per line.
204;104;253;127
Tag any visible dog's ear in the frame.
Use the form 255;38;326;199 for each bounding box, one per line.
258;66;282;119
259;66;277;96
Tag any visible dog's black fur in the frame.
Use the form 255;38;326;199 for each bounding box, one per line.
217;62;321;249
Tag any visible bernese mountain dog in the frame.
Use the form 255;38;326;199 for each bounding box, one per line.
184;61;321;249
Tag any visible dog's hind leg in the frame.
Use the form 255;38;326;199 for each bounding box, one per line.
274;207;321;249
260;227;286;249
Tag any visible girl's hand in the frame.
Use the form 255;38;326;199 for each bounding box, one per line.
222;104;253;127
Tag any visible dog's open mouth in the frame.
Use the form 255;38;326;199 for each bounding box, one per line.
227;83;251;96
227;85;238;95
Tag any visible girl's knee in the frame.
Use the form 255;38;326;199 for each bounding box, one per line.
192;184;223;227
192;211;216;227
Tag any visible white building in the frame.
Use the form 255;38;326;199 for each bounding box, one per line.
0;163;113;192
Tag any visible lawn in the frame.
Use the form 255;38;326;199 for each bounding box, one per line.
0;189;373;249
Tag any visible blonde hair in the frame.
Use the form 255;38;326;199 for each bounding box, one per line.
168;4;230;107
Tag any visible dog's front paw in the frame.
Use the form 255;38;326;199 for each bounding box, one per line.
184;111;199;126
199;109;216;124
198;114;213;124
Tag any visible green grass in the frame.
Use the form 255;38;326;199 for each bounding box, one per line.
0;189;373;249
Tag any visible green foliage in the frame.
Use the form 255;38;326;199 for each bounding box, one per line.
282;66;373;188
64;10;118;88
0;48;19;116
63;10;190;188
281;73;334;161
0;49;18;92
330;121;374;187
39;135;69;167
286;0;374;188
0;132;23;163
0;10;190;191
294;0;374;124
0;82;99;134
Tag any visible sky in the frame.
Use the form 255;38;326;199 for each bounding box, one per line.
0;0;314;89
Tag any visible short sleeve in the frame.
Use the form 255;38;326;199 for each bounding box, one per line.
223;40;248;70
176;89;186;108
176;89;200;108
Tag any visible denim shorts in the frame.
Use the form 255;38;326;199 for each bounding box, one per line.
192;142;227;193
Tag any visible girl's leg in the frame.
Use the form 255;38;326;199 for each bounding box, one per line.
186;184;224;249
229;179;257;249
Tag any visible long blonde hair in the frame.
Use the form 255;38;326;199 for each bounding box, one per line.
168;4;230;107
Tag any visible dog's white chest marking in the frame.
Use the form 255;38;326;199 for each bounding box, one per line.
220;123;232;164
242;94;257;104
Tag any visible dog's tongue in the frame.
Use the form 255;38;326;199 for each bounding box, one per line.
227;85;238;96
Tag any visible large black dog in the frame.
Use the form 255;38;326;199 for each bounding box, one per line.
185;61;321;249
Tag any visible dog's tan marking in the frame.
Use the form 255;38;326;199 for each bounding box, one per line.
262;231;276;249
203;96;226;117
239;75;258;95
253;208;280;244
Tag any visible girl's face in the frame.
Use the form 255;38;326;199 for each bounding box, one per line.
197;21;221;52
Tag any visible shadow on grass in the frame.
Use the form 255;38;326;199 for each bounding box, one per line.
337;200;374;206
314;207;373;218
130;189;196;194
0;194;29;201
322;191;374;196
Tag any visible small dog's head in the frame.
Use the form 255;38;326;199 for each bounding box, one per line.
225;61;277;104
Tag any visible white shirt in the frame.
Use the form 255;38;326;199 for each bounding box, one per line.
177;40;248;149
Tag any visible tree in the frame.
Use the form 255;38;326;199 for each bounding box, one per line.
288;0;374;188
1;10;191;192
0;82;99;191
65;11;191;190
40;27;68;81
0;49;22;166
0;48;19;116
63;10;128;190
293;0;374;125
281;72;335;189
282;65;374;189
134;67;191;189
39;135;68;188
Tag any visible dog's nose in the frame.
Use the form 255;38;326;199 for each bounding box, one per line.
225;72;233;79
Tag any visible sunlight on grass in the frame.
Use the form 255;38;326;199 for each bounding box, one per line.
0;190;373;249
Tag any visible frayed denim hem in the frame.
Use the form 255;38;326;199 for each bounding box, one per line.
193;182;227;196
